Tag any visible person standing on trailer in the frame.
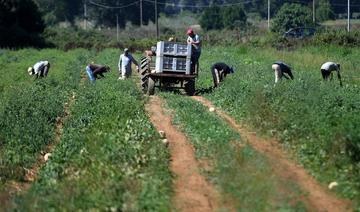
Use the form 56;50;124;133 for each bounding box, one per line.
271;61;294;84
118;48;139;80
211;62;234;88
186;28;201;74
27;61;51;79
320;62;342;86
85;64;110;82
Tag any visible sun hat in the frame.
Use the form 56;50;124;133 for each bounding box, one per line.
124;48;129;52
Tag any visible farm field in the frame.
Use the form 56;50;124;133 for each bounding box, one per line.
198;45;360;207
0;45;359;210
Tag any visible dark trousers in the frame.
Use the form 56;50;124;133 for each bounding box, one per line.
321;69;331;80
39;63;50;77
283;69;294;80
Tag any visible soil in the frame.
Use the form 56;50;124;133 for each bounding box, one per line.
146;96;219;212
192;95;352;212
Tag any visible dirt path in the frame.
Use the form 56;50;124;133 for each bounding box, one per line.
146;96;219;212
192;96;352;212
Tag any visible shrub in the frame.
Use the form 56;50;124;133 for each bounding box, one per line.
272;3;314;33
200;6;224;30
222;6;247;30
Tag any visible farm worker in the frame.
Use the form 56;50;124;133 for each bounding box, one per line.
144;46;157;57
118;48;139;80
272;61;294;83
27;61;50;78
321;62;342;86
85;64;110;82
211;62;234;88
186;28;201;74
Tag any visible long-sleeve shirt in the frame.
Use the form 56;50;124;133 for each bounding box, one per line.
118;53;138;74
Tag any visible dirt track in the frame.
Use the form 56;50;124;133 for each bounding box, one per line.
192;95;352;212
146;96;219;212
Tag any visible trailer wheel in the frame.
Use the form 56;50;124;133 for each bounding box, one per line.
184;79;195;96
140;57;150;93
147;77;155;95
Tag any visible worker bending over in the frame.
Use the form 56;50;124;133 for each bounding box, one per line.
321;62;342;86
211;62;234;88
272;61;294;83
86;64;110;82
27;61;50;78
186;28;201;74
118;48;139;80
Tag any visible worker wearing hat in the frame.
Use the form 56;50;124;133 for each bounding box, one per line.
27;61;50;79
118;48;139;80
186;28;201;74
211;62;234;88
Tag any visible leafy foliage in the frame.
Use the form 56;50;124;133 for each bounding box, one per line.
198;45;360;208
6;49;172;211
0;49;91;182
0;0;45;47
316;0;335;22
271;3;314;33
222;6;247;30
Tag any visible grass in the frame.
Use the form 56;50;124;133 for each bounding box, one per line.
161;92;306;211
197;44;360;207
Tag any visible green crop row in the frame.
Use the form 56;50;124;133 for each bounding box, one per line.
198;45;360;207
10;49;172;211
161;93;306;211
0;49;93;183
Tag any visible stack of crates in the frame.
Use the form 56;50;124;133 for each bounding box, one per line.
155;41;192;74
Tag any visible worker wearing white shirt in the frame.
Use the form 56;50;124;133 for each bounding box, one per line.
321;62;342;86
118;48;139;80
27;61;50;78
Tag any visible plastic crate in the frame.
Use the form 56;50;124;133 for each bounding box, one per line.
155;56;191;74
156;41;192;57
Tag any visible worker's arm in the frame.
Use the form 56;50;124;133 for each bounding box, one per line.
191;35;201;45
130;55;139;70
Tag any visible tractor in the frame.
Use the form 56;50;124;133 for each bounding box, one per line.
139;41;197;96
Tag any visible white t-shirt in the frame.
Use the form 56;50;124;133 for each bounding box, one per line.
33;61;49;74
118;53;135;73
321;62;339;72
187;34;201;52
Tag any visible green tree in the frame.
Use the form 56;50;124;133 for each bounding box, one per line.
222;6;247;29
271;3;313;33
33;0;82;25
199;6;223;30
316;0;335;22
0;0;45;47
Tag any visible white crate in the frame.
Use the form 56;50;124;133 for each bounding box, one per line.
156;41;192;57
155;56;191;74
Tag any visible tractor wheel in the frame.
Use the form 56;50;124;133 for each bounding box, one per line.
147;77;155;95
184;79;195;96
140;57;150;93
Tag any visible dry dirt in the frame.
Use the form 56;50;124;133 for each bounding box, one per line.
192;95;352;212
146;96;219;212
